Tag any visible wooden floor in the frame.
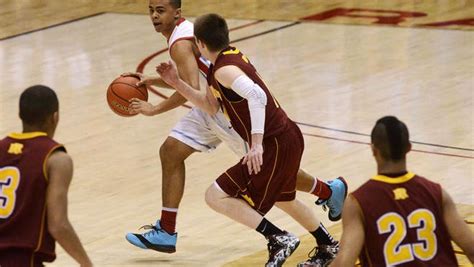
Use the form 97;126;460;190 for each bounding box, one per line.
0;1;473;266
1;0;473;40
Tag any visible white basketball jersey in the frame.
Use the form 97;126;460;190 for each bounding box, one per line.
168;18;194;48
166;19;248;157
167;18;211;77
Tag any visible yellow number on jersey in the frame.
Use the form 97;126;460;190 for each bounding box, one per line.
0;167;21;219
377;213;413;265
377;209;437;266
408;209;437;260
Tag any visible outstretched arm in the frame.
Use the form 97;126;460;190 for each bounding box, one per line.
442;189;474;262
156;61;219;115
330;195;365;267
121;72;173;89
46;151;92;266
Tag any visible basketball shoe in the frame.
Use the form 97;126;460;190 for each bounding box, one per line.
125;220;177;253
297;242;339;267
265;231;300;267
315;177;348;221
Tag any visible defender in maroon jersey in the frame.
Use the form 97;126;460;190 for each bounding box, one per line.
124;0;346;257
0;85;91;266
156;13;342;267
331;116;474;266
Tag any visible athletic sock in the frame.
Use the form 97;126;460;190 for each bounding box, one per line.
311;223;336;246
311;178;332;200
160;208;178;234
256;218;284;238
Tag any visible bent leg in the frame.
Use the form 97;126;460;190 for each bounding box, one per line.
159;136;196;209
205;183;263;229
275;199;320;232
296;168;317;192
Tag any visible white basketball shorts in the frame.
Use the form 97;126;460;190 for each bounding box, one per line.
169;107;248;157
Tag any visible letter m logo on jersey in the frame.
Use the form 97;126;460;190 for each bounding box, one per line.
8;143;23;155
393;187;409;200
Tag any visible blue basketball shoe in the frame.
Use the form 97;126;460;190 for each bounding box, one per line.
315;177;348;221
125;220;177;253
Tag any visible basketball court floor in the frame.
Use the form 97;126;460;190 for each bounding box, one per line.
0;1;473;266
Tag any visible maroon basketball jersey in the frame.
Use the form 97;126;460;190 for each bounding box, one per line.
352;172;458;267
0;132;65;263
208;46;289;143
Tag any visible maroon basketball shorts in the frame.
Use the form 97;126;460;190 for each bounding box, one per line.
0;249;46;267
216;121;304;214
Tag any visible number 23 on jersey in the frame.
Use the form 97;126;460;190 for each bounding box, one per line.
377;209;437;266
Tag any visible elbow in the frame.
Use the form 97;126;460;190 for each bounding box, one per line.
48;219;70;238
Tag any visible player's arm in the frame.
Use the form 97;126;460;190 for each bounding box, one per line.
214;65;266;174
442;189;474;262
121;72;173;89
156;61;219;115
330;195;365;267
150;41;201;113
129;41;200;116
46;150;92;267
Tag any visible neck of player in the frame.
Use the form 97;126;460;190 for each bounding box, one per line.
377;159;407;176
23;123;55;138
208;50;222;64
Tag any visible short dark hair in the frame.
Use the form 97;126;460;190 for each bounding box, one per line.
169;0;181;9
194;13;229;52
19;85;59;126
371;116;410;161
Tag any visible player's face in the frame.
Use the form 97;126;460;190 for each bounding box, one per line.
148;0;180;33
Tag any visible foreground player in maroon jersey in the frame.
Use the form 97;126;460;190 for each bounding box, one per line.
0;85;92;266
157;13;340;267
331;116;474;266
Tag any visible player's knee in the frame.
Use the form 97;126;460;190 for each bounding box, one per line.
205;185;219;210
159;138;186;163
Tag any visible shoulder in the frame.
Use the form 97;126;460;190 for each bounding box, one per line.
170;40;196;63
351;179;384;207
343;194;365;222
411;174;442;194
214;65;246;88
214;65;244;78
352;180;376;196
174;18;193;32
47;149;72;171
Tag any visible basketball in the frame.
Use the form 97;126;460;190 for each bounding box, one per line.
106;75;148;117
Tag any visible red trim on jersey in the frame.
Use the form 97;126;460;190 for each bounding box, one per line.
197;58;210;76
176;17;185;26
166;18;187;43
169;37;195;51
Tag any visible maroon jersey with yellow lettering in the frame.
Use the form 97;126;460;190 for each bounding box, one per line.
207;46;289;143
352;172;457;267
208;46;304;214
0;132;65;263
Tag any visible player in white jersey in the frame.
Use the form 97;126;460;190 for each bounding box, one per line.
124;0;348;257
